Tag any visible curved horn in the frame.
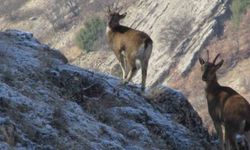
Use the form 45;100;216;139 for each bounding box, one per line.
213;53;221;64
206;49;210;62
107;6;112;13
118;7;123;13
112;2;123;13
114;3;119;11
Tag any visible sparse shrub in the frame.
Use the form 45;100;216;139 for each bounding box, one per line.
231;0;250;27
230;0;250;51
75;17;106;52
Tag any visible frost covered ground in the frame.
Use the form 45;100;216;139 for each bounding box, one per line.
0;30;216;149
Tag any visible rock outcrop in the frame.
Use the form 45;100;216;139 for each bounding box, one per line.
0;30;216;149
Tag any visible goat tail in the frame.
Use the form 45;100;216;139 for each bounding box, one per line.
143;37;153;61
144;38;153;50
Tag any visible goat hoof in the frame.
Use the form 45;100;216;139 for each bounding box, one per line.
120;80;128;85
121;80;128;85
141;87;145;92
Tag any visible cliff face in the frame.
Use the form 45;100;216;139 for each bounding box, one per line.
0;30;216;149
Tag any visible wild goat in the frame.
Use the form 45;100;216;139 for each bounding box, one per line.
106;7;153;91
199;51;250;150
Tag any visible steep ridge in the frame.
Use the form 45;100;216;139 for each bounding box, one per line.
0;30;217;149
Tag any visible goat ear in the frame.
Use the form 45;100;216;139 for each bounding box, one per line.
107;7;112;14
215;60;224;70
120;12;127;18
199;57;205;65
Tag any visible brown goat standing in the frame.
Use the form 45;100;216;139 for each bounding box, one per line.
199;51;250;150
106;7;153;91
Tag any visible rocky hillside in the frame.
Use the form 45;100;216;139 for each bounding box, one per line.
1;0;249;133
0;30;217;149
